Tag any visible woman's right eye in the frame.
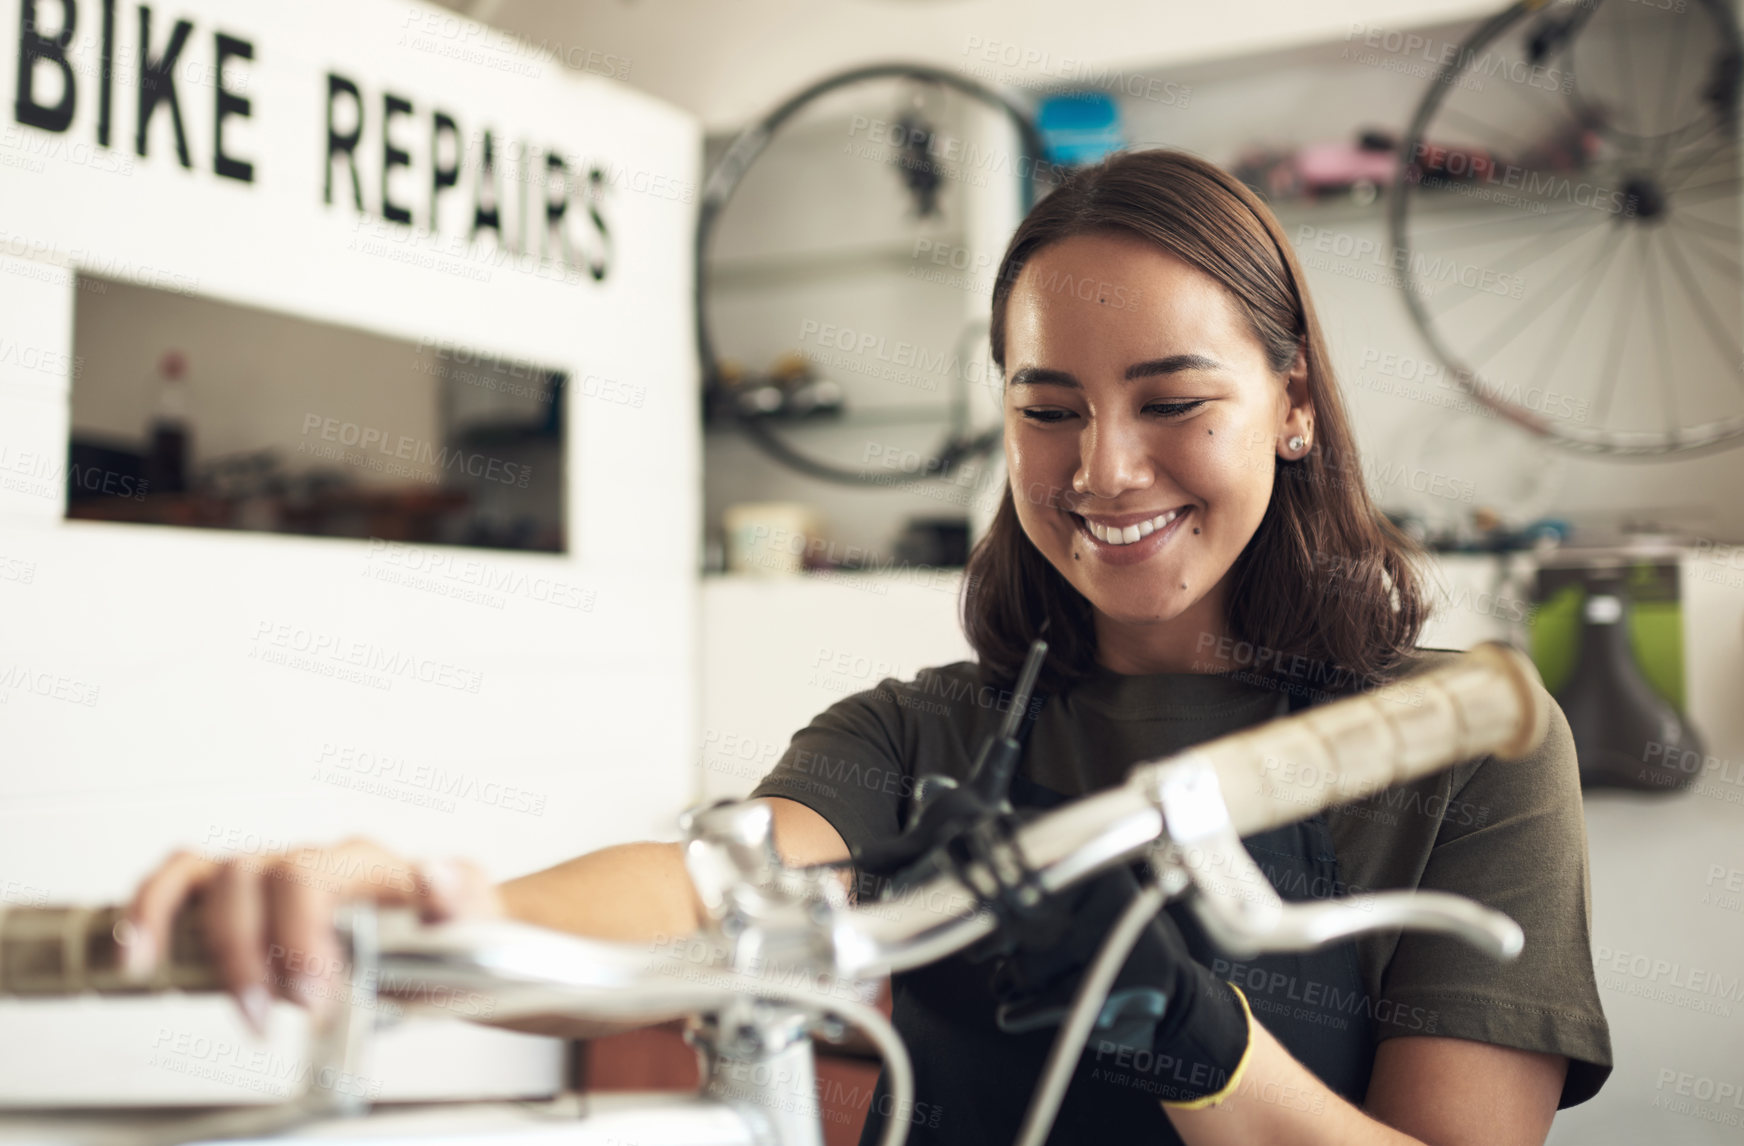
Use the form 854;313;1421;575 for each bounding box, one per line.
1019;409;1070;424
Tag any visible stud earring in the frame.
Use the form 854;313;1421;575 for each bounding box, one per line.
1287;434;1306;452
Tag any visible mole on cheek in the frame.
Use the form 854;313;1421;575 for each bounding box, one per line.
1193;527;1200;534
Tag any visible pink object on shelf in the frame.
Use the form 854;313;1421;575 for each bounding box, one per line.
1294;142;1397;191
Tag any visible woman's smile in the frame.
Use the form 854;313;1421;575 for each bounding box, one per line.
1067;505;1194;566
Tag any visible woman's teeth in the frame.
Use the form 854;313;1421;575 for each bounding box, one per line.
1084;507;1185;546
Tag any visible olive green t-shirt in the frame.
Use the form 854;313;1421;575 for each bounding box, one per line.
748;647;1613;1109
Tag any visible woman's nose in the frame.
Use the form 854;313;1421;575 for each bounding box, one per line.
1072;415;1154;500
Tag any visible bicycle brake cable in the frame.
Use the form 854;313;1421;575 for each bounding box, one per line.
1010;865;1172;1146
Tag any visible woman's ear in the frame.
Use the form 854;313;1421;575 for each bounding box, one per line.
1276;344;1314;462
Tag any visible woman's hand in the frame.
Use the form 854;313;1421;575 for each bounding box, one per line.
985;864;1252;1106
120;838;504;1035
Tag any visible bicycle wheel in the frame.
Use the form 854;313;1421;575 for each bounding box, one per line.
1390;0;1744;458
697;64;1049;486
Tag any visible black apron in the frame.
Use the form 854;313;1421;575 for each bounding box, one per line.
856;689;1376;1146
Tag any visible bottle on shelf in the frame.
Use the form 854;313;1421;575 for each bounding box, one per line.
145;349;192;495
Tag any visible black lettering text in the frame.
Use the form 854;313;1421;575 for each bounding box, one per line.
430;110;459;227
135;5;194;167
380;92;412;224
212;33;252;182
325;72;364;210
15;0;76;134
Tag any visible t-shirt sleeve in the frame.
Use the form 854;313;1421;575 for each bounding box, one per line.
745;677;921;866
1370;678;1614;1108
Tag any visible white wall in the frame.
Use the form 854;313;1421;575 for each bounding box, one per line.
0;0;699;1106
698;572;975;803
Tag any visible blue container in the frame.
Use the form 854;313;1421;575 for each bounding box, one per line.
1035;90;1124;166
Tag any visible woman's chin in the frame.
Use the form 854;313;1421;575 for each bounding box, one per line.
1087;596;1198;628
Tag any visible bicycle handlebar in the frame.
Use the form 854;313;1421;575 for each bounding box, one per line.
836;641;1545;975
0;643;1546;1013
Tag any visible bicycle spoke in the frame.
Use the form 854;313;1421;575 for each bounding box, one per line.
1673;196;1744;228
1590;232;1642;428
1655;10;1694;165
1670;174;1744;202
1668;140;1742;197
1659;224;1744;395
1466;222;1619;370
1407;199;1615;242
1667;222;1743;277
1425;209;1615;321
1664;126;1738;192
1661;119;1723;183
1435;105;1541;157
1667;211;1742;241
1522;224;1630;419
1641;234;1680;433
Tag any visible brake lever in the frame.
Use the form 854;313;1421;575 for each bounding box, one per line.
1145;755;1524;961
851;639;1049;882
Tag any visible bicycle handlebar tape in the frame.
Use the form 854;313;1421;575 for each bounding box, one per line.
0;902;221;996
989;865;1253;1107
1203;640;1548;838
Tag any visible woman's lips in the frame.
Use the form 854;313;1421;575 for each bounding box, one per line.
1070;507;1193;566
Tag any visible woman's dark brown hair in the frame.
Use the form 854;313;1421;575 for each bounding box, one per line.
961;147;1431;700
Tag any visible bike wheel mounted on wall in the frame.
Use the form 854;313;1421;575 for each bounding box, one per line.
1389;0;1744;458
696;64;1053;486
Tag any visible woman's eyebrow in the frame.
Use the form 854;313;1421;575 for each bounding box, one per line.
1008;354;1227;390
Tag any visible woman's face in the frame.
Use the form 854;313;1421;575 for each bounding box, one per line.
1001;229;1313;672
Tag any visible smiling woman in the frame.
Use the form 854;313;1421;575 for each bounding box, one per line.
966;149;1431;696
111;146;1609;1146
752;147;1606;1146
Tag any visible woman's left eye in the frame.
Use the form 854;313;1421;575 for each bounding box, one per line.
1148;400;1206;417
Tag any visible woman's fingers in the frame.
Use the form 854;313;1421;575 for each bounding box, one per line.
414;856;506;923
257;841;478;1026
121;848;219;981
123;837;503;1036
201;858;274;1036
324;837;423;905
262;851;348;1027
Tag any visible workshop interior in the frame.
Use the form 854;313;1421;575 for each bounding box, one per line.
1;1;1742;1144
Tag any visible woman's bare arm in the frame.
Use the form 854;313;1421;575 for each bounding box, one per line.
496;796;851;939
487;798;852;1038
